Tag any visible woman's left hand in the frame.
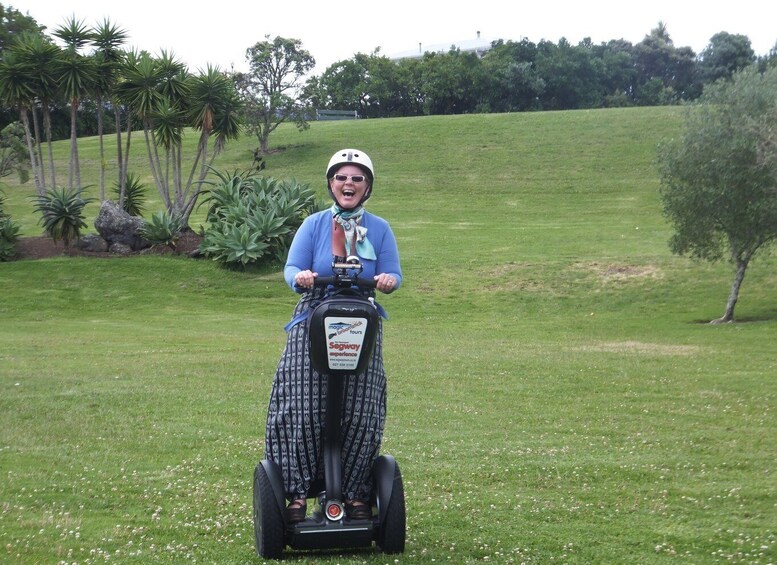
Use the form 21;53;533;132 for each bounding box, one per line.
374;273;398;293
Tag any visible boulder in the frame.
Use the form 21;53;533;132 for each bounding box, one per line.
108;242;133;255
94;201;149;251
75;233;108;252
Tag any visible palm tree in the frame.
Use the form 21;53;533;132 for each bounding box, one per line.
13;32;61;190
53;16;96;190
118;52;242;226
182;65;242;222
113;49;146;209
150;50;190;215
116;51;167;207
91;19;128;201
0;51;41;192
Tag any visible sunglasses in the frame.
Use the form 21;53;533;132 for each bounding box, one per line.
331;174;367;183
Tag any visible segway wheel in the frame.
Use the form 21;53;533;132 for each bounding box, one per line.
377;461;406;554
253;464;284;559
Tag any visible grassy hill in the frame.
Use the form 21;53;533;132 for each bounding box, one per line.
1;108;775;563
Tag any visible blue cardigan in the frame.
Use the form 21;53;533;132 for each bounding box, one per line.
284;210;402;291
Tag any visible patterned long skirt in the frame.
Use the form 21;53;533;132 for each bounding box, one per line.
265;289;387;502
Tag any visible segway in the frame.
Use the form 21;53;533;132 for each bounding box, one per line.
253;257;406;559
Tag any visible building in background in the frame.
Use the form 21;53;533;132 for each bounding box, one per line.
389;31;494;62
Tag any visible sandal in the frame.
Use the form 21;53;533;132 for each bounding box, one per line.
345;499;372;520
285;498;307;523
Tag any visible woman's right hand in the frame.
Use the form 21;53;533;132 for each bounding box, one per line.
294;270;318;289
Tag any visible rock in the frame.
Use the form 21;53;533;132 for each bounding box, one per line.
94;200;149;251
108;242;133;255
75;233;108;252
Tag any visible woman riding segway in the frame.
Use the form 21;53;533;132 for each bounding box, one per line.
264;148;402;524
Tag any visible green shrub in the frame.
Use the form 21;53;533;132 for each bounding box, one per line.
199;169;319;268
200;222;269;267
31;187;94;248
0;122;29;184
0;188;7;219
139;211;185;249
112;172;147;217
0;216;21;261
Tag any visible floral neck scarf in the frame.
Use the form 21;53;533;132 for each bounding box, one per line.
331;205;376;260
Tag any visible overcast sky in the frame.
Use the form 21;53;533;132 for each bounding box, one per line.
16;0;777;75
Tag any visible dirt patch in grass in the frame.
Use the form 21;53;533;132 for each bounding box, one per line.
569;340;701;356
12;231;204;261
576;262;664;283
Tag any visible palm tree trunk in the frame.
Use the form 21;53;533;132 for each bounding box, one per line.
43;103;56;189
114;105;123;206
183;133;205;197
97;94;105;201
68;100;79;189
30;103;45;189
142;122;170;210
19;109;42;194
120;108;134;208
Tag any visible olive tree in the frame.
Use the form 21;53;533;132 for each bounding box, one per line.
657;65;777;323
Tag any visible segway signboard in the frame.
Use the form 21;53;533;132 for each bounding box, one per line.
325;316;368;371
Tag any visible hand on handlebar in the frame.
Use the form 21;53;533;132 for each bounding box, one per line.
295;270;396;293
294;270;318;289
374;273;398;293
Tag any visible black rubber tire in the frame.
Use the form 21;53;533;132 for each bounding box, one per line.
377;462;406;554
253;464;285;559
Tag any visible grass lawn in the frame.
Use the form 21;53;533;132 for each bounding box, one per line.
1;107;775;563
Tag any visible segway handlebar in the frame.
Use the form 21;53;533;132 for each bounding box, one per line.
313;275;377;289
296;257;377;291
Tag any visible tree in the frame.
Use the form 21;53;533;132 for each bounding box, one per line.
698;32;756;84
0;3;43;53
118;51;241;226
0;50;40;191
235;36;314;153
634;22;697;104
418;48;485;115
91;18;128;201
481;39;544;112
53;16;96;190
13;32;61;189
534;38;606;110
657;65;777;323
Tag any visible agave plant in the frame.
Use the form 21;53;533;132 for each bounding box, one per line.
139;210;184;249
200;223;269;268
31;187;94;248
112;172;147;217
0;216;21;261
198;169;317;268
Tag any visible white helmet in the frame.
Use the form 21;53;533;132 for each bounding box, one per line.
326;148;374;181
326;148;374;207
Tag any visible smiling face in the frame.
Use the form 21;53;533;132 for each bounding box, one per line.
329;164;371;209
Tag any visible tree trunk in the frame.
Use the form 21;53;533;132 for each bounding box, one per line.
31;105;45;189
68;99;81;189
43;103;56;189
115;105;124;207
259;131;270;153
143;123;170;210
19;109;42;194
121;112;133;209
711;257;749;324
97;95;105;201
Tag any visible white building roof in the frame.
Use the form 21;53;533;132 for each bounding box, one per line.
389;32;494;61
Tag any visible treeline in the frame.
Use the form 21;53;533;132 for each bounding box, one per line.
2;0;776;141
308;24;775;118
